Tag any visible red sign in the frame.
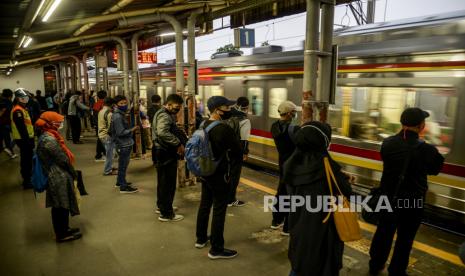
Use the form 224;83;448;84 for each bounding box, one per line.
111;51;157;64
138;52;157;64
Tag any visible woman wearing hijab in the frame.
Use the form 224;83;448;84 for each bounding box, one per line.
283;121;354;276
35;111;82;242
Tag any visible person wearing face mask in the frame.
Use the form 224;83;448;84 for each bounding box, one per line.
111;95;139;194
195;96;242;260
269;100;300;235
369;107;444;276
11;88;35;189
152;94;186;222
35;111;82;242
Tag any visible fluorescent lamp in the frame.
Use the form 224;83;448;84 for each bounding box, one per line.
31;0;46;24
14;61;18;65
8;68;13;72
18;35;27;48
6;71;11;76
158;29;198;37
42;0;62;22
23;37;33;48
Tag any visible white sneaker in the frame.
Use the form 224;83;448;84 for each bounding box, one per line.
155;206;178;214
4;148;16;158
158;214;184;222
195;240;209;249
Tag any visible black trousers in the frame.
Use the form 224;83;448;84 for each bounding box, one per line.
156;152;178;217
196;172;231;253
151;144;157;165
272;165;289;231
228;159;242;203
369;206;423;275
15;138;34;187
51;207;70;239
69;115;81;143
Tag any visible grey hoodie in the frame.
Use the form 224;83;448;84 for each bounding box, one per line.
67;94;89;116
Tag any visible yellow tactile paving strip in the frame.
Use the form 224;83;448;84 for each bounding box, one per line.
239;177;465;267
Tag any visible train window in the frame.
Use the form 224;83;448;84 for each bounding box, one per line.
269;88;288;118
331;86;457;154
165;87;173;96
202;85;224;114
248;87;264;116
140;85;147;100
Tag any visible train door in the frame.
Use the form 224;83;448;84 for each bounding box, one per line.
265;80;289;163
245;80;267;161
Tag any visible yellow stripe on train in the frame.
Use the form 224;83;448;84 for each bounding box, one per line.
249;135;465;189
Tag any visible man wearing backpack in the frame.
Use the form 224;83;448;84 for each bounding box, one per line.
270;101;300;236
369;107;444;276
227;96;251;207
98;97;116;176
152;94;185;222
195;96;242;260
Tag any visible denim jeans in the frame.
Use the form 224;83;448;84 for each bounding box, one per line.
101;137;115;175
116;146;132;188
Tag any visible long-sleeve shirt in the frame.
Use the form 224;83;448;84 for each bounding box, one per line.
98;106;113;140
152;108;181;148
67;95;89;116
111;109;133;148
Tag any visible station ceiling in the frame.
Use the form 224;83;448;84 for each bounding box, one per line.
0;0;355;70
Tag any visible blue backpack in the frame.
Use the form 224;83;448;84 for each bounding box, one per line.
185;121;222;177
31;136;48;193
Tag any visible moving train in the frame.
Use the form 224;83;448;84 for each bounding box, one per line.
109;11;465;232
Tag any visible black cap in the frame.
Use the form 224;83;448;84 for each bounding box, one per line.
207;96;235;112
400;107;429;127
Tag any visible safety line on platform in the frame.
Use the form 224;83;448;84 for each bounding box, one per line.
239;177;465;267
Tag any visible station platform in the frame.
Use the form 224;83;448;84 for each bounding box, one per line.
0;132;464;276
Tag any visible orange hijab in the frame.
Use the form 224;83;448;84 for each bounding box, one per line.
35;111;75;165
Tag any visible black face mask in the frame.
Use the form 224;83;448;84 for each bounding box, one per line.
170;108;181;114
219;110;232;120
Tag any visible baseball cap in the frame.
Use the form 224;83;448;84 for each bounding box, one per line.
207;96;235;112
400;107;429;127
278;101;297;115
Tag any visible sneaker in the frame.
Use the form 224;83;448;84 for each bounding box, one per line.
158;214;184;222
280;231;290;236
228;200;246;207
56;232;82;243
270;221;284;230
95;157;106;162
68;228;81;234
115;182;132;188
208;248;238;260
155;206;178;214
104;171;118;176
120;186;138;194
4;148;15;158
195;239;209;249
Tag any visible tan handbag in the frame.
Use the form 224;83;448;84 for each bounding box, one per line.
322;157;362;242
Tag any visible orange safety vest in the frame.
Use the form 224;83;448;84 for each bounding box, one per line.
10;105;34;139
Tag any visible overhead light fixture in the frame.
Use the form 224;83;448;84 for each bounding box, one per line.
23;36;33;48
158;29;199;37
18;35;27;48
42;0;62;22
31;0;46;24
14;61;18;66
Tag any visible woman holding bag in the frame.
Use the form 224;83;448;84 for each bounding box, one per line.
35;111;82;243
283;121;356;276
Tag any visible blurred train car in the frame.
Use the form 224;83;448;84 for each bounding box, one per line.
109;11;465;233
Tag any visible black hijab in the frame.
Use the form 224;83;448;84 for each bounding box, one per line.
283;121;337;187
